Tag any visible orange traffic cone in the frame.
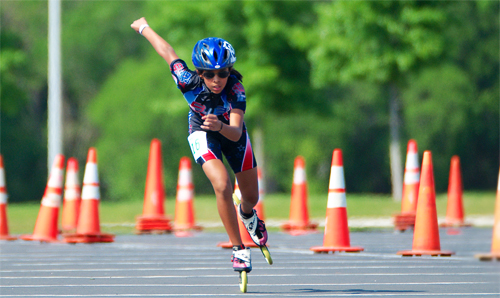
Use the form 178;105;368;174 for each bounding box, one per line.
234;171;266;220
393;140;420;231
397;151;454;257
311;149;363;253
21;154;65;243
476;167;500;261
61;157;81;232
217;177;259;248
136;139;172;234
441;156;471;227
174;157;202;236
255;168;265;220
281;156;318;235
0;155;16;241
63;148;114;243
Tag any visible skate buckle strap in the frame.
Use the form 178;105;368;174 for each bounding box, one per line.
233;248;251;263
239;206;257;231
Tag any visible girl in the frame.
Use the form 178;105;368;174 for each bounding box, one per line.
131;17;268;272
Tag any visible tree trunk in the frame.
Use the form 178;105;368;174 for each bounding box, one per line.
389;84;403;201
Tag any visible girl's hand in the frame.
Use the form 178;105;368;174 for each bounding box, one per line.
201;114;223;131
131;17;148;33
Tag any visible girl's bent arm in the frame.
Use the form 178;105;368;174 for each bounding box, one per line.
201;109;244;142
224;109;244;142
131;17;179;65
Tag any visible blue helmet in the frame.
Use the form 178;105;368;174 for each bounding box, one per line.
192;37;236;70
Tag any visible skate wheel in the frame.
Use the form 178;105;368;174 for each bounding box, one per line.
239;271;248;293
261;246;273;265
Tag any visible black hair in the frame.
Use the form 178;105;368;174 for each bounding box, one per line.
230;68;243;82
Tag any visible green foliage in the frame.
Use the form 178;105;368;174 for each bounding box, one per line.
263;81;389;194
88;56;193;201
435;1;499;190
291;0;498;193
61;1;146;161
1;5;47;202
293;1;445;86
2;1;498;202
238;1;317;115
1;31;29;116
402;64;473;189
87;0;321;199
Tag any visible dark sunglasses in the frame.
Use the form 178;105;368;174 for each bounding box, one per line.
202;70;230;79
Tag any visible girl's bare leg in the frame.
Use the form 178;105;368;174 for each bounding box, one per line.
235;167;269;248
235;167;259;214
202;159;242;246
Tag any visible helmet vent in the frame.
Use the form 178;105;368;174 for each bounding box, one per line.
201;52;209;63
213;50;218;61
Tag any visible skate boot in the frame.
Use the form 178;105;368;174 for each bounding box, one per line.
232;247;252;272
238;205;268;247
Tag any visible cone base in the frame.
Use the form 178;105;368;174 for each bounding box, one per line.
393;213;416;231
173;224;203;232
172;225;203;237
310;246;364;253
135;216;172;234
397;249;454;257
135;229;171;235
63;233;115;243
174;231;194;237
475;253;500;261
0;235;17;241
439;221;472;228
20;234;60;243
286;229;318;236
281;222;318;234
217;240;259;248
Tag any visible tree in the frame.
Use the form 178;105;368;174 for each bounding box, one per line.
3;1;497;203
1;2;48;202
292;1;447;200
402;1;499;190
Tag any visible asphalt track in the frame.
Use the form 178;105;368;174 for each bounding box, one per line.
1;227;499;297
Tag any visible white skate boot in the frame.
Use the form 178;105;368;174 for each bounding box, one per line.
232;247;252;272
238;205;268;247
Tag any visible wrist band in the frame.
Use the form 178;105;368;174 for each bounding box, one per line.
218;122;223;132
139;24;149;35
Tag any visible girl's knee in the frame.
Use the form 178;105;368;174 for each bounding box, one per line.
241;190;259;206
212;179;232;197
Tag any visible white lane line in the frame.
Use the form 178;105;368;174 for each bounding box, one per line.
2;292;499;297
1;281;496;287
1;253;479;264
0;265;492;273
1;272;498;279
1;295;499;297
0;289;499;297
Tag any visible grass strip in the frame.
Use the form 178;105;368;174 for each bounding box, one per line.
5;191;495;235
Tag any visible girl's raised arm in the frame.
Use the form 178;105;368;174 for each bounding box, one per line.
131;17;179;65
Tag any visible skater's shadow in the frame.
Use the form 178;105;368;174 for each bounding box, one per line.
295;288;423;294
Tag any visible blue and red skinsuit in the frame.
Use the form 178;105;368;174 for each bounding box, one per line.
170;59;257;173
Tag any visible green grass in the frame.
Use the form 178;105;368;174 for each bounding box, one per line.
5;191;496;235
